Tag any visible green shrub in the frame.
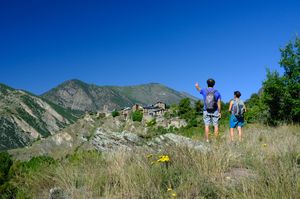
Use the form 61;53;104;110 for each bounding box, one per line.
112;110;120;117
187;117;198;128
0;152;13;185
163;112;170;119
21;156;56;172
147;118;156;127
132;111;143;122
178;98;192;116
195;100;203;115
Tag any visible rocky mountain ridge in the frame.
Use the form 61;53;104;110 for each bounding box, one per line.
42;79;197;112
0;83;79;150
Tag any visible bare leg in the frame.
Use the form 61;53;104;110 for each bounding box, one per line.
205;125;210;142
214;125;219;139
230;128;234;142
237;126;242;141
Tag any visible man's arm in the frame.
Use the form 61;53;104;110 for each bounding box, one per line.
218;99;222;118
228;100;233;112
195;82;201;92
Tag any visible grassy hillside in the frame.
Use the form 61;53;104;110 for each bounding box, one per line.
1;125;299;198
0;83;80;151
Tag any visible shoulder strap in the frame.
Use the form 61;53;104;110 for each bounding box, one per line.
206;88;215;94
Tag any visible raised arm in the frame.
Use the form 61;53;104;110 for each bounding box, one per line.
195;82;201;92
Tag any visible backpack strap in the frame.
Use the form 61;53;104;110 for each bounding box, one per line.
206;88;216;95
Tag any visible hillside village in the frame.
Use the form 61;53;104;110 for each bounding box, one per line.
121;101;167;119
82;101;188;130
88;101;168;120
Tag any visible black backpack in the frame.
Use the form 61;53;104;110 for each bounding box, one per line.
205;89;217;113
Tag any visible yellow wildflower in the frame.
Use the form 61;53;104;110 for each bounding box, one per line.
172;193;177;197
167;188;172;192
157;155;170;163
262;144;267;147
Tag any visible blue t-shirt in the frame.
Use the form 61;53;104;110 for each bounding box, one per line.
199;88;221;111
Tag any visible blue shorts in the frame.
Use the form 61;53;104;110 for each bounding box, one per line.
230;114;245;128
203;111;219;126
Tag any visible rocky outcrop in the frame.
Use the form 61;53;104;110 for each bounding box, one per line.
10;115;207;160
147;133;208;151
155;117;187;129
92;128;143;152
91;128;208;153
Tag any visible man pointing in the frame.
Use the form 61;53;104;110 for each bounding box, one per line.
195;78;222;142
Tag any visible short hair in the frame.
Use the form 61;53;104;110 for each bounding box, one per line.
207;78;215;87
234;91;241;98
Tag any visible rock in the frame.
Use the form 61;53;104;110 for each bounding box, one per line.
49;187;68;199
147;133;208;152
168;117;187;128
155;117;187;129
224;167;258;187
91;128;143;152
143;115;155;122
83;114;94;122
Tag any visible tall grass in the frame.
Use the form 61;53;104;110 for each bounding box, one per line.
11;125;300;199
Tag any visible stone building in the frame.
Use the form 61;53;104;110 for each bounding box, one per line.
121;102;167;118
121;107;131;120
132;104;144;112
154;101;166;110
143;105;165;117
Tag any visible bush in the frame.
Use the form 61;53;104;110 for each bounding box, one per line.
0;152;13;185
195;100;203;115
112;110;120;118
147;118;156;127
178;98;192;116
132;111;143;122
21;156;56;172
187;117;198;128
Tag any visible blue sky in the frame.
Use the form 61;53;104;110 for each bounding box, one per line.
0;0;299;101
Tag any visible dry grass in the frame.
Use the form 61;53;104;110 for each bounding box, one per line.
14;125;300;199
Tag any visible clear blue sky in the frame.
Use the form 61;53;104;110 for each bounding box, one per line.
0;0;299;102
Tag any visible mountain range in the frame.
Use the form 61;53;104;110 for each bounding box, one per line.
42;79;197;112
0;79;197;150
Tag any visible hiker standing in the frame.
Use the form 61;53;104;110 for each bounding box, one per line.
195;78;222;143
228;91;246;142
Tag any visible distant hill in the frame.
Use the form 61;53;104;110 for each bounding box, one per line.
0;83;80;150
42;79;197;112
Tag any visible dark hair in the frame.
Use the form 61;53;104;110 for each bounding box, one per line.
207;78;215;87
234;91;241;98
